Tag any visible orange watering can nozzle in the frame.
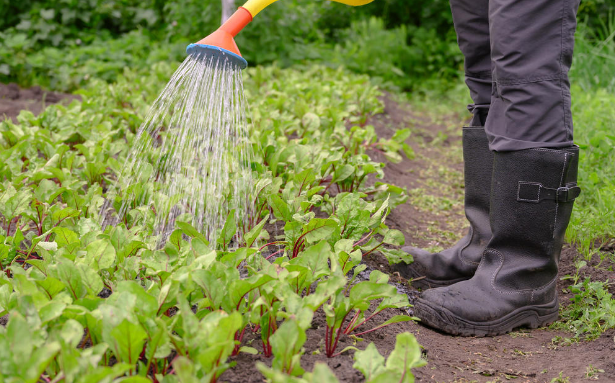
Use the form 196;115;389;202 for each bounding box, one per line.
186;7;252;69
186;0;375;69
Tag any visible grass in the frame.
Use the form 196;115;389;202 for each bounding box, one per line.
566;86;615;258
552;278;615;339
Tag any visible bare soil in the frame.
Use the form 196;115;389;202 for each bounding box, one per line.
0;83;79;122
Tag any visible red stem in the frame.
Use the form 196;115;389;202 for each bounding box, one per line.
353;321;397;337
353;230;373;247
259;241;286;252
350;310;382;333
326;311;351;357
343;310;361;334
363;242;383;257
265;249;284;260
231;326;248;356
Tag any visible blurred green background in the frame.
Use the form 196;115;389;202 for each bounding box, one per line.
0;0;611;92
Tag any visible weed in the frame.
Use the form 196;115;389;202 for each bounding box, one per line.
550;372;571;383
585;364;604;380
552;278;615;340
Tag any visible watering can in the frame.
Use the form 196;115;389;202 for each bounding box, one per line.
186;0;375;69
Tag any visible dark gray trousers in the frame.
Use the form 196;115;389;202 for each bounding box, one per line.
450;0;581;151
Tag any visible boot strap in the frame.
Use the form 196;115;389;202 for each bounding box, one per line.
517;182;581;203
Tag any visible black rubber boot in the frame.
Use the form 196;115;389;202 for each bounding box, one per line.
395;126;493;290
413;146;581;336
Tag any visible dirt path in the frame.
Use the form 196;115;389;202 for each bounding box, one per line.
0;83;79;122
369;94;615;383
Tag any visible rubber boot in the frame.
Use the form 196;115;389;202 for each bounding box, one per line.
413;146;581;336
395;126;493;290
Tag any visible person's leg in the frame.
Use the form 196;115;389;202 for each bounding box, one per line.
395;0;493;289
413;0;582;336
452;0;492;126
485;0;579;150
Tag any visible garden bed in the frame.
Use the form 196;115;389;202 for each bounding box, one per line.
1;74;613;382
0;83;79;122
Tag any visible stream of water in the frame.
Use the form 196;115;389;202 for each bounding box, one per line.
101;52;253;245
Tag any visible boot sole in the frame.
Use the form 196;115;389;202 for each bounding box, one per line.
413;296;559;337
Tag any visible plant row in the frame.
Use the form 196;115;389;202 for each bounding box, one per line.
0;63;425;382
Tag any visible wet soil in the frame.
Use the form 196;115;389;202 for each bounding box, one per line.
0;82;80;122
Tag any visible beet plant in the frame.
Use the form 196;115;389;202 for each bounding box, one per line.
322;270;413;358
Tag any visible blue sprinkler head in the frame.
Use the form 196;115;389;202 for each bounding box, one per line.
186;44;248;70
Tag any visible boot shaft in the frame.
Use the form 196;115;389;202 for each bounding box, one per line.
461;127;494;252
487;146;580;291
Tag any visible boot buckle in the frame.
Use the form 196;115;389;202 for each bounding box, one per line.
556;185;581;202
517;182;581;203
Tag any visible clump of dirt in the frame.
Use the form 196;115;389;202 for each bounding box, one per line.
0;83;80;122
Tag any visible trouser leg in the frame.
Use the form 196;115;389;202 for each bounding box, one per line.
486;0;581;151
450;0;492;126
395;0;494;290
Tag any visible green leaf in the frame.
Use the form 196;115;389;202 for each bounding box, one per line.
39;301;66;324
37;241;58;252
228;273;274;311
369;196;389;228
60;319;84;348
52;260;86;300
302;218;337;244
169;229;184;249
378;315;414;328
217;209;237;248
35;277;65;300
392;128;411;143
304;363;341;383
86;239;116;270
51;207;80;223
239;346;258;355
383;332;427;382
245;218;267;247
383;229;405;246
52;227;80;248
79;264;104;296
353;343;385;380
379;248;413;265
401;143;415;160
369;270;390;284
109;319;148;365
270;320;306;376
1;189;31;219
332;164;355;183
349;282;396;306
172;356;199;383
294;168;316;191
375;295;411;312
269;194;292;222
176;221;207;242
117;377;152;383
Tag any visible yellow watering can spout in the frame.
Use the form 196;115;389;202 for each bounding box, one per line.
243;0;374;17
186;0;375;69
